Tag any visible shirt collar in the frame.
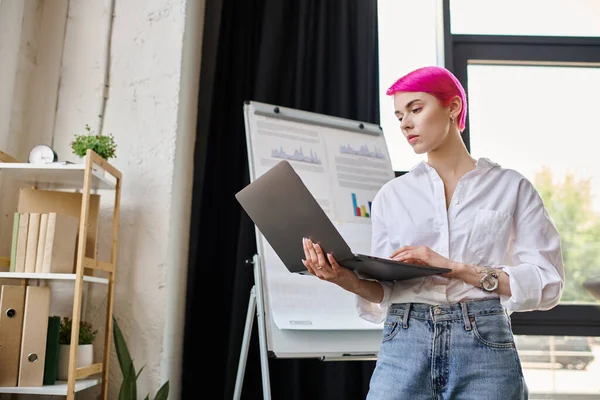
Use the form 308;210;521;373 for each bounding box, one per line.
475;157;501;169
408;157;500;175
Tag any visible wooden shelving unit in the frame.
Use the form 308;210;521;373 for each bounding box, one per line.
0;149;122;400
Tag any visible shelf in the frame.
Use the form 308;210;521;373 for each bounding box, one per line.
0;272;108;284
0;149;120;400
0;163;116;190
0;378;101;394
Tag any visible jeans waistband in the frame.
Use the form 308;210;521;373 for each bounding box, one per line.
388;298;505;323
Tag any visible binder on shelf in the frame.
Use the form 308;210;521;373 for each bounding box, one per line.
9;213;20;272
42;213;79;273
43;316;61;385
0;285;26;387
18;286;51;387
24;213;41;273
34;213;49;273
14;213;30;273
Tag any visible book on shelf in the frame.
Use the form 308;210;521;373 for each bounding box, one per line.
9;212;78;275
35;213;49;273
17;188;100;268
14;213;29;273
43;316;61;385
24;213;41;273
43;213;79;273
9;213;19;272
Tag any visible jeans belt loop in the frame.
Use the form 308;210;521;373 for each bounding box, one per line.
461;302;472;331
402;303;411;329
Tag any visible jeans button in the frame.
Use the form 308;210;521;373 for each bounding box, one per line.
433;307;441;315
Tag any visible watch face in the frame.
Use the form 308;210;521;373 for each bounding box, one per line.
29;145;56;164
481;274;499;291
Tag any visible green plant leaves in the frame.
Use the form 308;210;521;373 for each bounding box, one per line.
58;317;98;345
154;382;170;400
118;361;137;400
112;316;133;380
136;365;145;380
70;124;117;160
113;316;170;399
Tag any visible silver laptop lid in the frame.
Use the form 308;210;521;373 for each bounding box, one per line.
235;160;355;273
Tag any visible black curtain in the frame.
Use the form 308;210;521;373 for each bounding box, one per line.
182;1;380;399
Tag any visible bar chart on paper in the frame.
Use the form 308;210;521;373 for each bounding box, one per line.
320;128;395;224
340;144;386;159
271;146;322;165
351;193;372;218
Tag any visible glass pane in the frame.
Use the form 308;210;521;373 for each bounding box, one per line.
450;0;600;37
467;64;600;305
378;0;438;171
515;335;600;397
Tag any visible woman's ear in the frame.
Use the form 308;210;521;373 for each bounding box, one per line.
449;95;463;118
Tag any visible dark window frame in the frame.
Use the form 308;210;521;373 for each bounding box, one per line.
440;0;600;336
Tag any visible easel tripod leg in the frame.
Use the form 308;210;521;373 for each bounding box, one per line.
256;288;271;400
234;287;257;400
252;256;272;400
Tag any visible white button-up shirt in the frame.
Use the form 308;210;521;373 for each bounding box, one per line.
357;158;565;324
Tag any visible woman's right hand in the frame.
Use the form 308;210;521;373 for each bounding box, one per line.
301;237;361;292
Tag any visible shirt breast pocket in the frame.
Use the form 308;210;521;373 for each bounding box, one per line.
467;209;512;264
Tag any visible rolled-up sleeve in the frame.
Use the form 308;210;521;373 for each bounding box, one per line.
355;191;395;324
499;178;564;311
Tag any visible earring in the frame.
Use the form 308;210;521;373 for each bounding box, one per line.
451;115;455;124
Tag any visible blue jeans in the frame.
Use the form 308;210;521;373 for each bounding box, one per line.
367;298;528;400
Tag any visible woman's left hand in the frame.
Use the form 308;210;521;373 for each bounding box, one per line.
389;246;461;278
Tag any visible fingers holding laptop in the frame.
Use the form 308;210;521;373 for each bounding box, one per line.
302;238;356;283
302;238;331;273
389;245;457;277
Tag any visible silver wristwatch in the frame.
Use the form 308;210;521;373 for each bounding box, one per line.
480;269;500;292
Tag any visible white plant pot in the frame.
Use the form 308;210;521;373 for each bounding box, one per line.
57;344;94;381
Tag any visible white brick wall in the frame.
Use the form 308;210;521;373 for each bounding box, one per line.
0;0;203;397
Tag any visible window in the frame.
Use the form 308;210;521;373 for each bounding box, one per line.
467;63;600;306
445;0;600;339
440;2;600;396
449;0;600;37
515;335;600;397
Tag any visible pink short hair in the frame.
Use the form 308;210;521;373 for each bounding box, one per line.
386;66;467;132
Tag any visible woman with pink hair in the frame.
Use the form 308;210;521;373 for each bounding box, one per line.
303;66;564;399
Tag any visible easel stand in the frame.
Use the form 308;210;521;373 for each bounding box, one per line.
234;254;272;400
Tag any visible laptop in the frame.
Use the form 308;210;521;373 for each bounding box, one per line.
235;160;451;281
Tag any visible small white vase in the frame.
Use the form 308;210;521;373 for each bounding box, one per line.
57;344;94;381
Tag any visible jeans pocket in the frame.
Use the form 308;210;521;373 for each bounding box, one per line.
382;314;402;342
471;313;515;349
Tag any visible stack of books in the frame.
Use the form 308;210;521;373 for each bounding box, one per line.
9;212;79;274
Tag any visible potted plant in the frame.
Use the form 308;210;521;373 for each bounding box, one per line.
70;124;117;161
113;316;169;399
57;317;98;380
